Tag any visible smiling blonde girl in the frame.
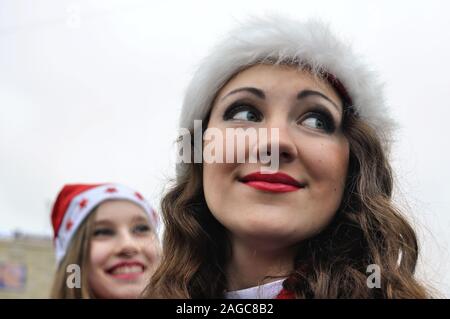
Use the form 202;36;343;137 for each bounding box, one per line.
50;183;160;298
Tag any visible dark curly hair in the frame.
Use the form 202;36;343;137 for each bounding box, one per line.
144;67;429;299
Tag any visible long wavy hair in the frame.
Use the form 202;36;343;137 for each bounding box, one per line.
144;68;429;299
50;210;97;298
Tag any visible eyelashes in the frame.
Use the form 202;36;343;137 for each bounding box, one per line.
93;228;114;237
223;102;262;122
222;100;338;134
300;105;336;133
133;224;151;234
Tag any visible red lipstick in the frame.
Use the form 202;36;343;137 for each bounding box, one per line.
240;172;305;193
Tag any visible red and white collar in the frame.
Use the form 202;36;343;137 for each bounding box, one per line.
225;278;290;299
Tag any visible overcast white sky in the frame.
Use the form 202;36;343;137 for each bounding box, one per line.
1;0;450;296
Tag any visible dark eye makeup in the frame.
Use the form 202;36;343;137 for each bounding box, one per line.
222;99;339;134
223;102;262;122
298;104;337;133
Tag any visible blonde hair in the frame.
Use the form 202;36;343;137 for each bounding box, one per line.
50;210;97;298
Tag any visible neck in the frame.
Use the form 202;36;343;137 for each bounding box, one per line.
226;236;297;291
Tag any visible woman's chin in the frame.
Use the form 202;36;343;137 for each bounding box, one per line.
233;222;305;247
100;284;146;299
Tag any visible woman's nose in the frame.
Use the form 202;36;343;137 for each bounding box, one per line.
256;118;298;165
115;231;139;257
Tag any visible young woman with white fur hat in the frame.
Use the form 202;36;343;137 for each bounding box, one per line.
144;15;429;298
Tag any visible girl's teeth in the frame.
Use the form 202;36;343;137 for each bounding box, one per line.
111;265;143;274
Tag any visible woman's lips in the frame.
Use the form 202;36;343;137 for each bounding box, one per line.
106;261;146;280
240;172;305;193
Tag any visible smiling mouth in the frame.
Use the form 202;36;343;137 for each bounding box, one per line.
239;172;305;193
106;263;146;280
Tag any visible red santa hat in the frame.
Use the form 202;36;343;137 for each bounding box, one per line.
51;183;159;264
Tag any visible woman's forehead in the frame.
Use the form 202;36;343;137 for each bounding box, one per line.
216;64;342;107
94;200;148;222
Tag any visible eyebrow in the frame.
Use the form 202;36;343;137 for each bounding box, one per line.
131;216;149;224
94;215;148;226
220;87;266;101
94;220;113;227
221;87;339;110
297;90;339;110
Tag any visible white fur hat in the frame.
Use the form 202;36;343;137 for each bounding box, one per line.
177;15;395;177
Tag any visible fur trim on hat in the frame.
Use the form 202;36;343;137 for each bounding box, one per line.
177;14;396;179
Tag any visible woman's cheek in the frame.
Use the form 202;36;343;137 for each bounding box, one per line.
203;128;238;196
143;244;161;272
89;240;114;267
303;138;348;180
301;138;349;212
203;126;241;166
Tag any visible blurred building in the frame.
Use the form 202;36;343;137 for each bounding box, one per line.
0;232;55;298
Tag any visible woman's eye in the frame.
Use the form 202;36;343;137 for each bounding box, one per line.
93;228;114;237
133;224;151;234
300;112;335;133
302;117;326;130
224;104;262;122
231;110;260;121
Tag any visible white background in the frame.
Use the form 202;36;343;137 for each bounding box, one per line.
1;0;449;296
